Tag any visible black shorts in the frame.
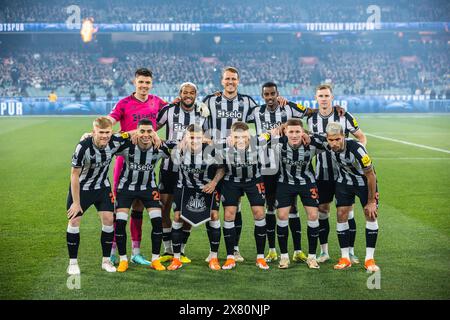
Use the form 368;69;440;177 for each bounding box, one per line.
221;178;266;207
173;187;220;212
335;182;379;208
275;182;319;209
66;186;115;217
316;179;336;205
263;174;279;196
159;169;179;195
116;188;161;209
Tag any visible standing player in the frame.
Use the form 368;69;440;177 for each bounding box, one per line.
203;67;287;262
272;119;323;269
251;82;316;264
219;122;270;270
108;68;167;266
166;124;225;271
114;119;172;272
156;82;209;264
66;117;127;275
307;84;366;264
314;123;379;272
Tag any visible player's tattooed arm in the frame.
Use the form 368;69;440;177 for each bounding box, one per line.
363;167;377;220
202;166;225;194
67;167;83;220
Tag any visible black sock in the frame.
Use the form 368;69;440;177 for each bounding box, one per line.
266;213;277;249
208;222;221;253
101;229;114;258
151;217;163;255
162;227;172;252
319;217;330;245
337;224;350;250
171;224;183;255
115;219;128;256
307;222;320;256
277;222;289;254
181;229;191;254
234;211;242;248
366;223;378;249
254;219;267;256
223;220;236;256
67;231;80;259
289;215;302;251
348;217;357;248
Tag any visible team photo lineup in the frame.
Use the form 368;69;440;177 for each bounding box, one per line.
66;66;380;275
0;0;449;303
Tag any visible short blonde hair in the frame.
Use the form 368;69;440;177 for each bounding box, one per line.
326;122;343;135
93;116;113;129
222;66;240;79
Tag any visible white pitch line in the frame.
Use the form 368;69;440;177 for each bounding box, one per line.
366;133;450;154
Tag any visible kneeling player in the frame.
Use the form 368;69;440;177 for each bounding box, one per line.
114;119;172;272
167;124;225;271
273;119;323;269
66;117;128;275
220;122;270;270
318;122;379;272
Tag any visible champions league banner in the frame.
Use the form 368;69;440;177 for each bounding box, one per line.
0;22;448;33
180;188;213;227
0;96;448;116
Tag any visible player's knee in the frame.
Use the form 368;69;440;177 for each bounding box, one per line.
253;208;265;220
318;203;330;214
210;210;219;221
101;212;114;225
68;217;81;228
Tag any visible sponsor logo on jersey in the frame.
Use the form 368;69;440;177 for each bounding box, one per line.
129;162;154;171
262;121;282;130
217;109;243;119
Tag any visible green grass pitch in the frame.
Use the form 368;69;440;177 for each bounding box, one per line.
0;114;449;300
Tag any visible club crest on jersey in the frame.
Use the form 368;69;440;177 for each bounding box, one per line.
217;109;242;119
280;110;287;118
186;193;207;213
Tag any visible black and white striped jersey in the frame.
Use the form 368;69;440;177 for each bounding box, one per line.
157;102;209;172
116;141;171;191
276;136;324;186
307;109;360;181
219;136;273;183
173;143;220;189
71;134;127;191
313;135;373;187
249;101;308;136
202;93;257;142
